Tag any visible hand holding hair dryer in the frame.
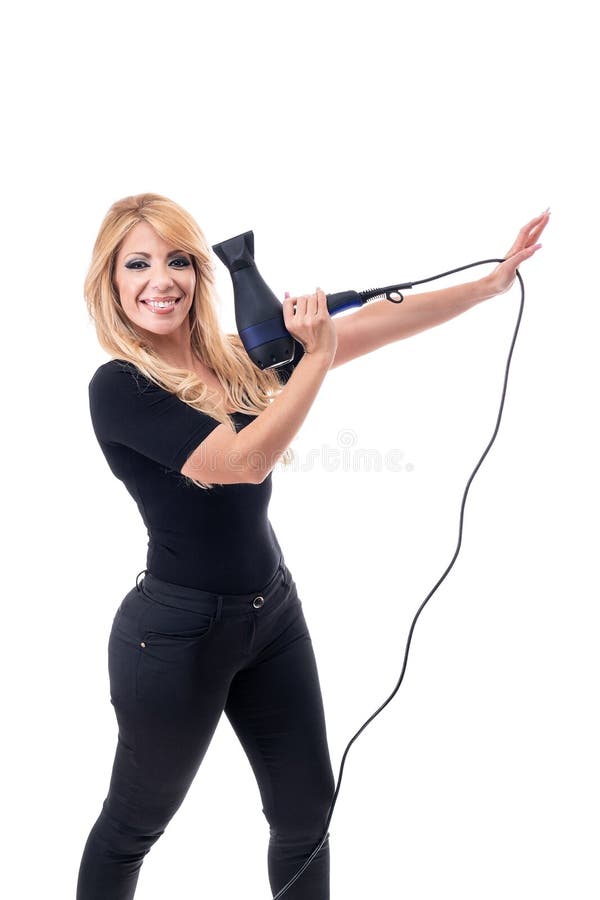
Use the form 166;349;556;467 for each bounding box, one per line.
212;229;411;371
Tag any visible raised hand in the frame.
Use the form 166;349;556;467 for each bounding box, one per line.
487;209;550;295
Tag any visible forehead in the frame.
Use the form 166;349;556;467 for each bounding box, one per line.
118;221;177;255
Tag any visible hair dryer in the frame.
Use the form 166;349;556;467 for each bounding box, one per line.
211;229;414;370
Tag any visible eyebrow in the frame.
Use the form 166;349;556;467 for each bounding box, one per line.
124;249;189;259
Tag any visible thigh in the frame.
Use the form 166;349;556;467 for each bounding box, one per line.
224;594;335;829
106;588;231;831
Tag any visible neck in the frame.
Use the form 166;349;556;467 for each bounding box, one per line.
143;320;200;373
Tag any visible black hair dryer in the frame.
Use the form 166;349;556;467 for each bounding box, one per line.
212;230;414;371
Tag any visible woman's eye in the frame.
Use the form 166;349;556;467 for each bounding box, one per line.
125;257;191;270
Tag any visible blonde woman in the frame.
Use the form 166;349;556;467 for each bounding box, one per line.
77;193;548;899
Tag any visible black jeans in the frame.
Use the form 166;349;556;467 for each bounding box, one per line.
76;556;335;899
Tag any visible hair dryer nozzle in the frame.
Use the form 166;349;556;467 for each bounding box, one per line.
212;230;255;273
212;229;296;371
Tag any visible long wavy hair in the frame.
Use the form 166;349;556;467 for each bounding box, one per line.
84;192;294;490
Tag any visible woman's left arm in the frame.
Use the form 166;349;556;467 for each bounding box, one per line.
329;210;550;370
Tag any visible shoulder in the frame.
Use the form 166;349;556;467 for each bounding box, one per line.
90;358;140;381
89;359;147;394
88;360;156;426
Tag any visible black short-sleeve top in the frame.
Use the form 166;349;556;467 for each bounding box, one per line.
88;340;305;592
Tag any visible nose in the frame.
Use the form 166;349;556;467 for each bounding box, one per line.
149;263;176;291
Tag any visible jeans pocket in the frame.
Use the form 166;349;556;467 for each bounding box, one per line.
141;615;215;645
135;612;216;703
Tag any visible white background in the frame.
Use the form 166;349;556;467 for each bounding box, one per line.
2;1;598;898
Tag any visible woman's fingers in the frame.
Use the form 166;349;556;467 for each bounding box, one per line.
505;209;550;257
305;291;318;316
509;244;541;270
523;210;549;233
283;290;322;315
526;212;550;245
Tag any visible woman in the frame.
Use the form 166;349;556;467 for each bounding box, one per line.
77;193;549;899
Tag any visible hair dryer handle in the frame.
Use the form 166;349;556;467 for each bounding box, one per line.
326;290;364;316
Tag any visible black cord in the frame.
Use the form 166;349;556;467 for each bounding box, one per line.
272;257;523;899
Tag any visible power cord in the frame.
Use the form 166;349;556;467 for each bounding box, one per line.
272;257;525;898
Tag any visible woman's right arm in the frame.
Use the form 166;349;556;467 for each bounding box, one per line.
181;288;337;485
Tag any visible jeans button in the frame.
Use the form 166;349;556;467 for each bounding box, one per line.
252;595;265;608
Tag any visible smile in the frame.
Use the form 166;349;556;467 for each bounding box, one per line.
141;298;182;310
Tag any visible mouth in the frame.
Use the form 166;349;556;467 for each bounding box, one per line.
140;298;182;312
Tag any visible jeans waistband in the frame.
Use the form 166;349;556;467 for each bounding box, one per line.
135;556;292;620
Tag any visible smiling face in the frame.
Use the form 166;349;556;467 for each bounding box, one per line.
113;220;197;339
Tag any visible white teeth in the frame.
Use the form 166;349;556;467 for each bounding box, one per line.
145;299;178;308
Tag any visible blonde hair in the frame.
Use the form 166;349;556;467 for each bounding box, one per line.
84;192;295;490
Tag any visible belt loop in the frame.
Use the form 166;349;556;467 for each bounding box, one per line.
215;595;223;622
136;569;148;593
